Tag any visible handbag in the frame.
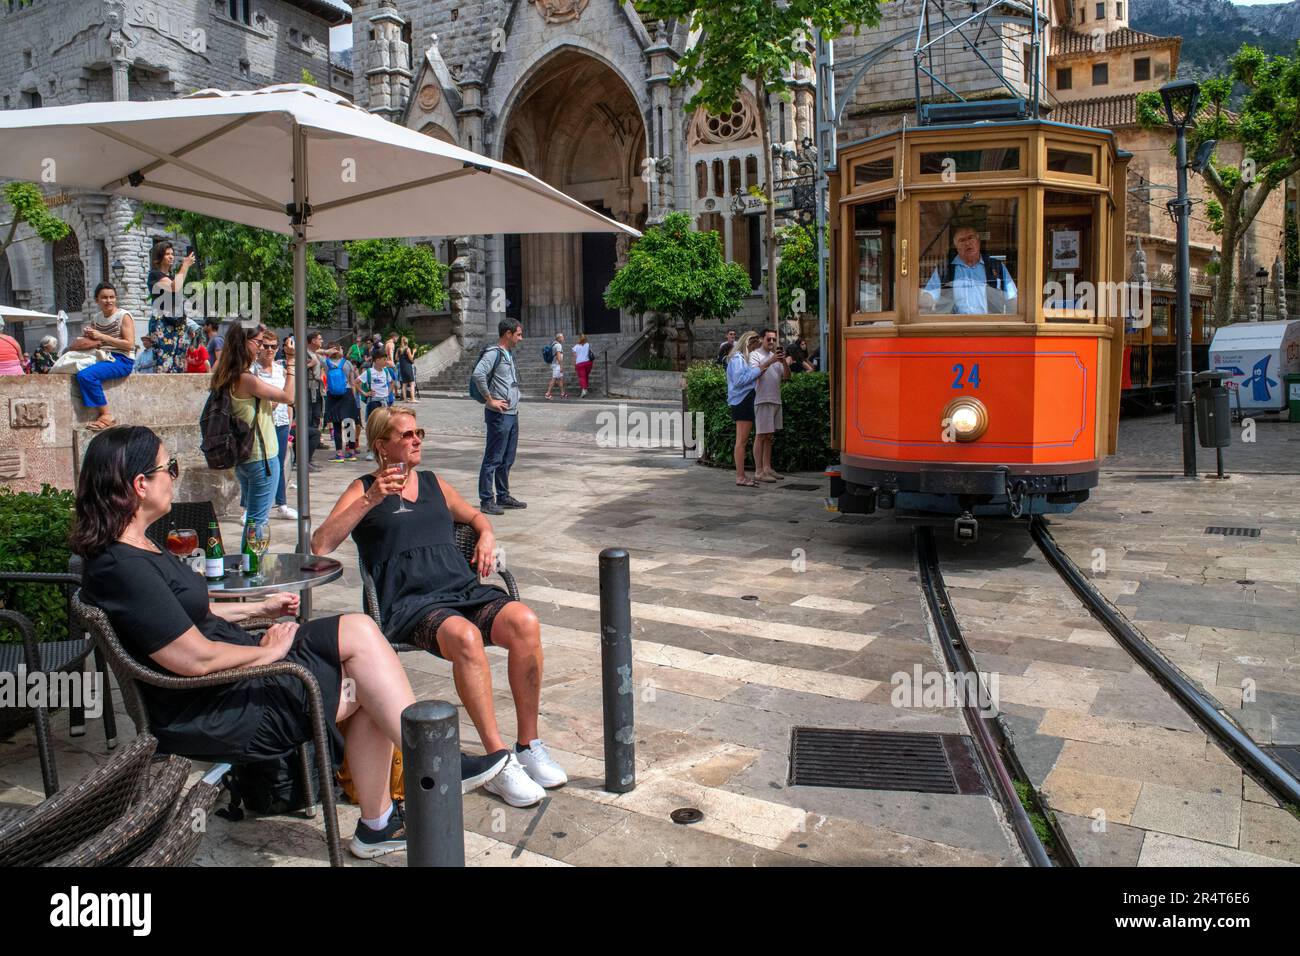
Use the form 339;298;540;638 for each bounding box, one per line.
48;349;112;374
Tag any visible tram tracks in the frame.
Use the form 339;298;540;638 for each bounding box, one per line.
1029;516;1300;811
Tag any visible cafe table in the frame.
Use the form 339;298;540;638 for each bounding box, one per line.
205;553;343;608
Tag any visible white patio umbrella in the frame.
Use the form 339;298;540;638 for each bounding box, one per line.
0;84;638;559
0;305;59;321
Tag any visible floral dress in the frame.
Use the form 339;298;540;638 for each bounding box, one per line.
147;267;192;373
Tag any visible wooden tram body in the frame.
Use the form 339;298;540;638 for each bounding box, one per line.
826;118;1130;535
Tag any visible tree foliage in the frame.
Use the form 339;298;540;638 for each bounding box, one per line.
1;181;71;259
142;205;339;326
777;223;822;319
639;0;883;325
1137;42;1300;325
605;211;750;329
343;238;448;327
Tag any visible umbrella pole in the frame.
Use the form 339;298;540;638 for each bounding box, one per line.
291;124;313;615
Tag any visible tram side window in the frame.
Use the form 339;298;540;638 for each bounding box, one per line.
1042;191;1098;318
852;198;896;316
1150;300;1172;340
917;198;1019;316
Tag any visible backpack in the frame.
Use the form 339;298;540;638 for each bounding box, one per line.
325;357;349;396
469;346;505;403
217;744;336;819
199;390;266;471
542;344;555;364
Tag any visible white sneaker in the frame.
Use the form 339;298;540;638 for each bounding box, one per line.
482;752;546;807
365;451;375;461
516;739;568;788
274;504;298;520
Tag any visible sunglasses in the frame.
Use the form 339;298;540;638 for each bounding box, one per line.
142;457;180;480
390;428;425;442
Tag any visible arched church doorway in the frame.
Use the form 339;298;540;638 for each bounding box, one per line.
500;50;647;337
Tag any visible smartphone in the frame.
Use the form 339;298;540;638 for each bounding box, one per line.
185;245;194;257
300;557;334;573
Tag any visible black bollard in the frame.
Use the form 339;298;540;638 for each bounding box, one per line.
401;700;464;867
599;548;635;793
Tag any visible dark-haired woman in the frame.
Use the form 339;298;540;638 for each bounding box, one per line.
70;282;135;430
210;323;294;525
147;241;195;374
72;425;417;858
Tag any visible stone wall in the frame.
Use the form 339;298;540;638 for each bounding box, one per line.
0;372;237;512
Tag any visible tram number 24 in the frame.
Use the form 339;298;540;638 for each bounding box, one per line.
951;363;981;389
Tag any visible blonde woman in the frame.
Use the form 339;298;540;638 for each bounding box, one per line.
572;334;594;397
726;331;786;487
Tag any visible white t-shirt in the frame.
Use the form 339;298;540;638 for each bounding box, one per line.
254;361;291;427
551;342;563;369
572;342;591;364
750;348;784;405
364;366;393;403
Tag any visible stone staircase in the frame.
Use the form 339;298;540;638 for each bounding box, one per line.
421;333;637;398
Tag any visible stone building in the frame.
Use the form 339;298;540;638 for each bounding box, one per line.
0;0;353;352
348;0;822;350
1046;0;1287;328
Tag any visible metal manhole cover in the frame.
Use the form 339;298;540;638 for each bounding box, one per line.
1265;746;1300;779
787;728;987;795
1205;526;1261;537
780;483;821;491
670;807;703;824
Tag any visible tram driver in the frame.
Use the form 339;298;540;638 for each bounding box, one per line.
920;225;1017;315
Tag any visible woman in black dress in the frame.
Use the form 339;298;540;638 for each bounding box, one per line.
312;406;565;808
72;426;417;859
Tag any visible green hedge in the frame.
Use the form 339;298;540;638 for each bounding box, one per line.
0;486;75;644
685;363;833;472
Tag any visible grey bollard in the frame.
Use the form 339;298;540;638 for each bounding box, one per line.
401;700;464;867
599;548;635;793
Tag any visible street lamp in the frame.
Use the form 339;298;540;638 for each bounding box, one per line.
110;258;125;284
1160;79;1200;478
1255;267;1268;320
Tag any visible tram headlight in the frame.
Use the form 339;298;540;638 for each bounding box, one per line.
942;397;989;442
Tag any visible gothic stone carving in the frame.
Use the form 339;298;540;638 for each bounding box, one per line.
0;449;24;480
531;0;591;25
687;90;761;149
418;84;441;111
10;400;50;429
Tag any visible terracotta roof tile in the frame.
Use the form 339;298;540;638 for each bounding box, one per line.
1050;26;1178;57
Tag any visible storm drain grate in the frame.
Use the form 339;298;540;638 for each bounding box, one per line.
780;483;821;491
787;728;987;795
1205;526;1261;537
1265;746;1300;779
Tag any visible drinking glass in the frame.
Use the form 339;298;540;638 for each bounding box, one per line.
251;520;271;580
392;462;412;514
166;528;198;558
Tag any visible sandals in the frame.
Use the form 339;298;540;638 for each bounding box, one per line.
85;417;116;431
756;473;777;483
735;477;758;487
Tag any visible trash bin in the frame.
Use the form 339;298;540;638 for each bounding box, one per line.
1193;370;1232;448
1287;373;1300;424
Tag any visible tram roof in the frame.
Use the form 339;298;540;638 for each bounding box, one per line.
833;116;1125;168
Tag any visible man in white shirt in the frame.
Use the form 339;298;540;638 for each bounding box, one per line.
749;329;792;482
545;332;567;400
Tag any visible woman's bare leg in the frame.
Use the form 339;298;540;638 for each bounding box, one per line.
436;617;507;753
734;421;752;480
488;603;543;745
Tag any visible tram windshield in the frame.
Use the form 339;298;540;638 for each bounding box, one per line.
917;198;1019;317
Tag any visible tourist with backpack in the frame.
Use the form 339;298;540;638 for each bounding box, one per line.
209;323;294;524
323;347;360;462
472;318;526;516
544;332;567;400
359;347;398;461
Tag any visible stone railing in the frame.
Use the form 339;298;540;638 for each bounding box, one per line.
0;373;238;513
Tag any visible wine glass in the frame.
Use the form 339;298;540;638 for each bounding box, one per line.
391;461;412;514
251;520;271;580
166;527;198;559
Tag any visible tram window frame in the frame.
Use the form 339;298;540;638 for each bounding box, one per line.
1041;190;1101;322
845;197;898;323
1150;297;1173;342
1045;147;1095;178
852;153;894;191
912;192;1024;323
911;136;1028;183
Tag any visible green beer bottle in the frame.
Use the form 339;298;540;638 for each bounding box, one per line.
204;521;225;581
242;519;259;575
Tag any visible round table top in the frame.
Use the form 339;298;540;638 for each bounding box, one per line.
204;553;343;597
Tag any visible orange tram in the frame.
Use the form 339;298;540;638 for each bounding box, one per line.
825;116;1130;541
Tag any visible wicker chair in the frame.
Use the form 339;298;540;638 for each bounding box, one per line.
128;776;222;867
362;522;520;651
145;501;219;550
71;591;346;867
46;753;190;866
0;569;119;796
0;733;156;866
